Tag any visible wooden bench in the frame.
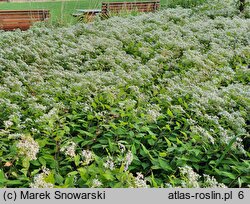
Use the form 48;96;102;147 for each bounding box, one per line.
72;9;102;17
73;1;160;21
0;10;50;31
72;9;101;21
101;1;160;17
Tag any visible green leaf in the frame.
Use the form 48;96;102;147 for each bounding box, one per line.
22;159;30;169
31;169;40;176
147;138;155;146
0;169;5;181
6;180;23;185
150;173;158;187
175;121;181;130
91;102;97;109
167;108;174;117
151;165;161;170
77;130;94;138
103;172;114;180
158;158;172;171
65;176;75;187
220;171;236;180
176;137;183;145
87;114;94;120
164;137;172;147
55;174;64;185
74;154;81;167
92;144;103;149
138;162;147;169
165;125;171;131
119;163;125;172
38;157;46;166
45;172;55;184
180;131;188;140
42;155;57;168
36;139;48;147
78;168;88;181
30;159;40;166
131;144;137;154
140;143;154;160
159;152;167;157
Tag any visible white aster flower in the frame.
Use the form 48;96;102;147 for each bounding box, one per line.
146;104;161;122
16;136;39;161
118;142;126;153
179;166;200;188
124;150;133;171
4;120;13;129
30;167;53;188
103;156;115;170
134;172;148;188
91;178;102;188
60;141;76;157
82;150;94;164
203;174;227;188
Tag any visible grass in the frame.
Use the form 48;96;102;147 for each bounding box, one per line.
0;0;207;24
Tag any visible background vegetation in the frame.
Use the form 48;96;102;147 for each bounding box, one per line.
0;0;249;188
0;0;208;24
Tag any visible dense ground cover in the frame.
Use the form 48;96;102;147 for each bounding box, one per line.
0;0;250;188
0;0;206;24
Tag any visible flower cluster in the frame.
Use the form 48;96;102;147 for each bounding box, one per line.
16;136;39;161
146;104;162;123
134;172;148;188
60;142;77;158
91;178;103;188
103;156;115;170
4;120;13;129
190;126;215;144
82;150;94;164
118;142;126;153
203;174;227;188
30;167;54;188
124;151;133;171
179;166;200;188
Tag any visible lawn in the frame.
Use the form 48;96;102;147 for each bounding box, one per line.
0;0;100;24
0;0;205;24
